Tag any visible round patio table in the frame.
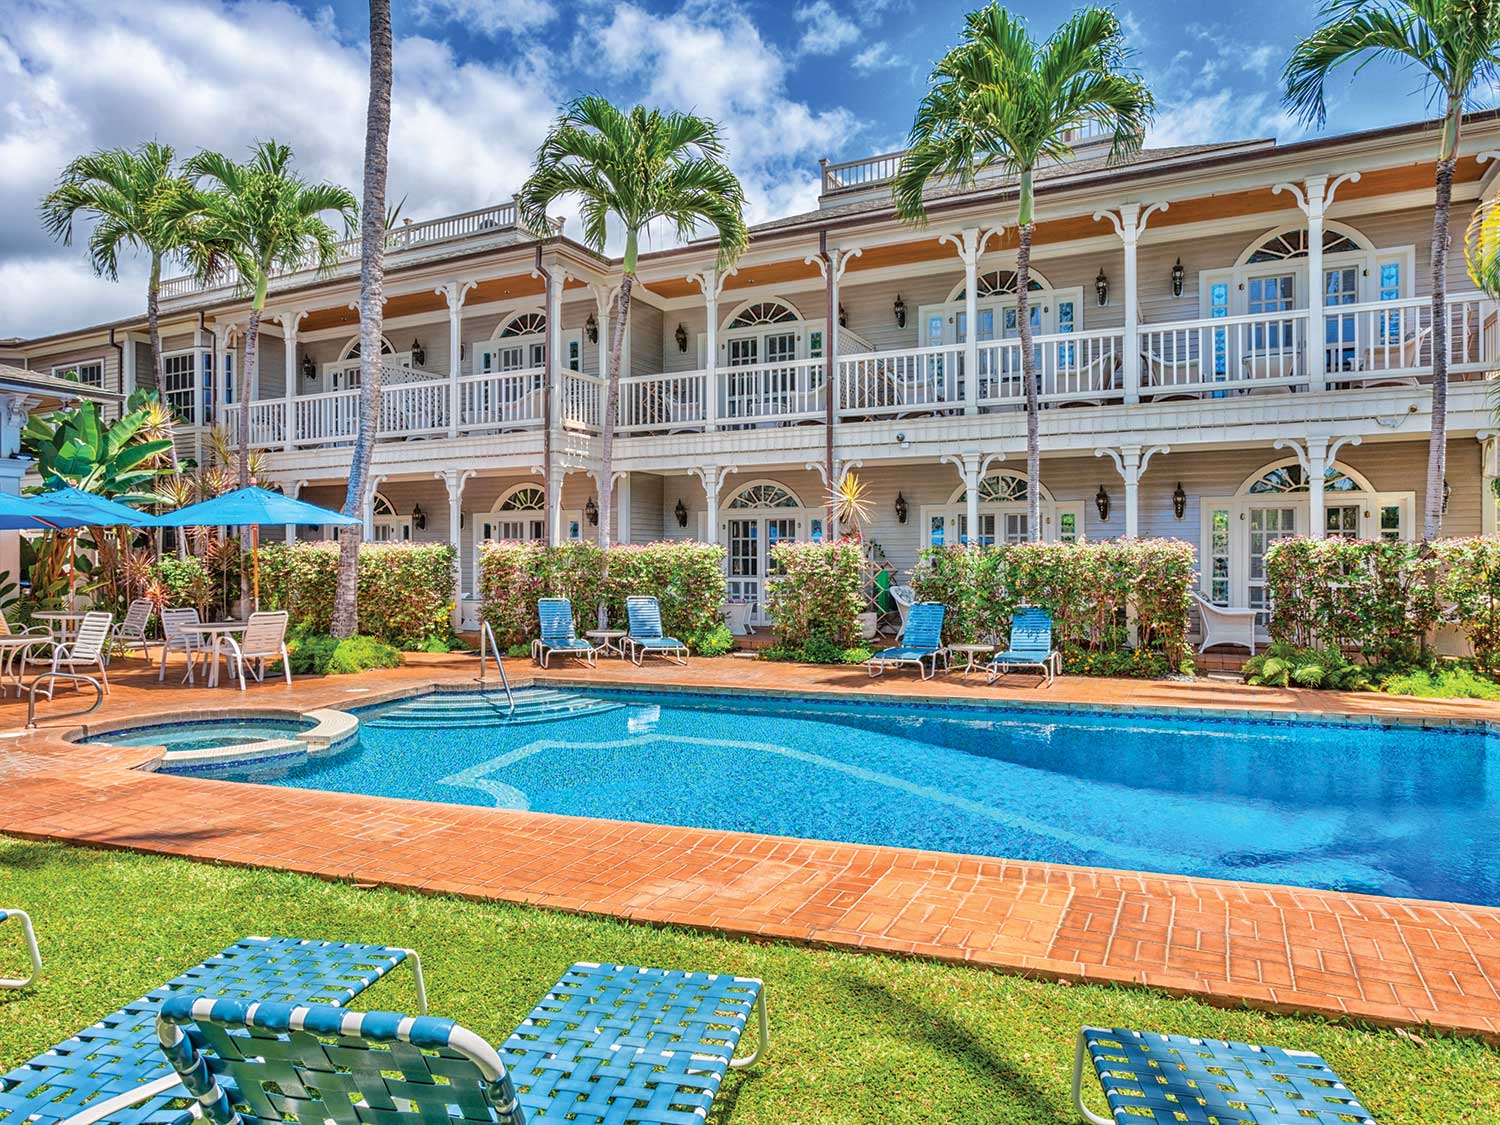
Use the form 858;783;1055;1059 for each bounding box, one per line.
949;643;994;679
177;622;247;688
586;629;627;658
32;611;91;644
0;635;52;697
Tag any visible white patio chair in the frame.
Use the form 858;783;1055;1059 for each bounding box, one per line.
889;584;916;636
158;607;203;683
47;610;113;696
1;610;55;690
1191;591;1258;654
217;610;291;691
111;598;156;662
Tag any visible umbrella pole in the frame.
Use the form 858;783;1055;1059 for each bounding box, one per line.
252;525;260;612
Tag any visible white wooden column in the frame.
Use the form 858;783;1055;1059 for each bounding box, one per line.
941;450;1001;545
437;468;475;626
803;248;861;419
690;269;734;432
544;267;567;432
939;229;1000;415
615;472;631;544
362;474;385;539
121;333;137;397
283;478;307;544
546;466;566;545
1093;203;1168;405
1095;444;1168;539
588;283;615;432
692;465;734;546
278;310;306;452
438;281;475;439
1275;434;1361;538
1272;173;1360;395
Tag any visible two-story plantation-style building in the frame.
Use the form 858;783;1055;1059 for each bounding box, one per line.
12;112;1500;632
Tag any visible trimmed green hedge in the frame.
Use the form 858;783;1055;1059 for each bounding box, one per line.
911;540;1195;672
479;541;727;652
764;540;865;650
257;542;455;649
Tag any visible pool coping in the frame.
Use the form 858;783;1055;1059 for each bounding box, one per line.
8;659;1500;1045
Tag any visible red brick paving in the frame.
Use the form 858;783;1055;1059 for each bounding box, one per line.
3;653;1500;1040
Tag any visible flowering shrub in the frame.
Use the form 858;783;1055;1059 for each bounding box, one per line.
479;541;727;652
257;542;456;649
1263;538;1438;665
764;540;865;651
912;539;1194;671
1434;538;1500;672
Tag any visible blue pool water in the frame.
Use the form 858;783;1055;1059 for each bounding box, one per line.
248;688;1498;906
88;719;313;754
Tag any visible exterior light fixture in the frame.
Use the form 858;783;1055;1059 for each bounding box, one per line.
674;498;688;527
410;338;425;368
894;491;908;524
838;304;848;329
674;323;688;352
302;354;317;381
893;294;906;328
1095;268;1109;306
1095;484;1111;521
411;502;426;531
1172;482;1187;520
1443;478;1452;513
585;312;598;344
585;496;598;526
1170;257;1185;298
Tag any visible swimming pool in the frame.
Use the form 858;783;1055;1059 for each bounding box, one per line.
87;718;315;754
243;686;1497;906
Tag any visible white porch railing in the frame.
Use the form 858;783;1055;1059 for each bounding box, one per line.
839;344;964;416
721;358;826;425
617;370;708;433
1138;310;1312;397
1322;292;1497;384
562;370;604;430
460;369;544;431
975;327;1127;406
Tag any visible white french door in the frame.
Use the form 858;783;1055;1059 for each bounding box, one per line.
722;513;812;624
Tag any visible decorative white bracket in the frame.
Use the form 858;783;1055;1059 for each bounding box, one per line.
938;227;1004;264
804;458;863;486
1094;444;1169;482
689;464;737;495
804;246;863;282
1271;172;1360;217
688;267;737;301
435;467;478;496
1092;201;1169;242
435;279;479;307
940;450;1003;481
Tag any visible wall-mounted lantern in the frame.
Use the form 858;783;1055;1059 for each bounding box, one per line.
893;294;906;328
410;338;425;368
1172;482;1187;520
585;496;599;526
838;303;848;329
1170;257;1186;298
1095;484;1111;522
584;312;598;344
674;498;688;527
1095;268;1109;306
301;354;317;382
674;323;688;352
411;502;427;531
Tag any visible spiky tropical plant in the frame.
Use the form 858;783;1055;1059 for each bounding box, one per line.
518;97;749;550
1286;0;1500;540
332;0;393;639
184;141;356;489
894;5;1153;540
40;140;220;467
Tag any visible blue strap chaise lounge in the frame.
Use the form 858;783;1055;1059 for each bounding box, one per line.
624;595;689;665
1072;1026;1376;1125
867;601;948;679
156;961;768;1125
0;936;427;1125
0;908;42;990
987;606;1060;686
531;597;596;668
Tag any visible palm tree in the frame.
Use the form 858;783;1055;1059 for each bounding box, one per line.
1285;0;1500;541
332;0;393;639
893;5;1153;540
518;97;749;548
185;141;357;490
40;140;219;471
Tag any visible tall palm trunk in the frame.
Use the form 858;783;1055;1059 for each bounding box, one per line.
1424;95;1461;542
332;0;392;638
598;267;634;551
1015;172;1041;541
146;254;175;473
239;303;260;489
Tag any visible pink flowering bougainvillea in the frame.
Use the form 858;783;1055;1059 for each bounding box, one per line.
764;540;866;649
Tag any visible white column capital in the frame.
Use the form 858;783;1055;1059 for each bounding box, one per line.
269;308;308;329
938;226;1003;264
689;267;736;301
435;279;478;308
1272;172;1361;218
803;245;864;282
1092;201;1168;243
434;468;477;496
690;464;736;495
1094;444;1169;482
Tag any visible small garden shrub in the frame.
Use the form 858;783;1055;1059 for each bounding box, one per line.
1434;538;1500;673
763;541;865;652
761;641;871;664
911;539;1194;674
479;541;727;654
258;542;455;649
686;622;735;657
1243;641;1372;691
1379;665;1500;700
286;626;403;676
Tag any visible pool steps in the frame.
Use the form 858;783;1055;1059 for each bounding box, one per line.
362;688;621;729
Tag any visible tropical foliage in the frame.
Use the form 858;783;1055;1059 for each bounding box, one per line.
518;97;748;548
479;541;728;651
257;542;456;650
912;539;1195;672
894;4;1153;537
764;540;866;651
1284;0;1500;539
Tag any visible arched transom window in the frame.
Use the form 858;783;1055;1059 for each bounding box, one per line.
927;471;1081;546
372;492;397;515
1246;228;1361;264
957;270;1045;300
1246;464;1364;494
727;301;798;329
728;482;801;509
499;485;546;510
499;312;546;337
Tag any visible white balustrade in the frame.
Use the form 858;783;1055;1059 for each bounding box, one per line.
1138;310;1311;397
293;388;361;444
562;371;604;430
839;345;963;417
719;358;825;426
460;369;545;430
617;371;708;432
1321;292;1494;383
219;400;286;448
380;378;449;436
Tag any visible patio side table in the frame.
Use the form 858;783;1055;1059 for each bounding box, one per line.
949;643;994;679
586;629;627;658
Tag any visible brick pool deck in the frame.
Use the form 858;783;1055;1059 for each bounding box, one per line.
3;652;1500;1041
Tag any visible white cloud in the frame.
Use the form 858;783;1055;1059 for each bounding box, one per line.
411;0;556;36
852;41;901;73
794;1;859;56
1148;89;1301;147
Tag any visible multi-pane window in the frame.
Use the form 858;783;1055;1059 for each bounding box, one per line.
1323;266;1359;372
1058;511;1078;543
1379;505;1402;541
162;352;197;422
1208;508;1230;605
1209;281;1230;381
52;360;103;387
1379;261;1403;342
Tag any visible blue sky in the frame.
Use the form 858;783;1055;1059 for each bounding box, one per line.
0;0;1466;338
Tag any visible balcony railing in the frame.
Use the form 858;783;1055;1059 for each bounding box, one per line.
158;202;540;299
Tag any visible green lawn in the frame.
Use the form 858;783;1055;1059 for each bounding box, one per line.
2;838;1497;1124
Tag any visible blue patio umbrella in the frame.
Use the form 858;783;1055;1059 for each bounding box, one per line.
0;486;153;530
148;486;360;607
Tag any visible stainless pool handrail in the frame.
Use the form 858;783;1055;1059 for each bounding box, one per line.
26;672;104;729
477;620;515;713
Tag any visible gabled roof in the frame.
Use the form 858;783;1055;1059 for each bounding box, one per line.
0;363;124;406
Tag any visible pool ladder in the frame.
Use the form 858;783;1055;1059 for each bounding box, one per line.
26;672;104;729
477;620;515;713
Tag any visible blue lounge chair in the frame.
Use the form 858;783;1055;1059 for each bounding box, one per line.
625;595;689;665
156;961;767;1125
867;601;948;679
1072;1027;1375;1125
530;597;596;668
987;605;1059;686
0;936;425;1125
0;908;41;989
